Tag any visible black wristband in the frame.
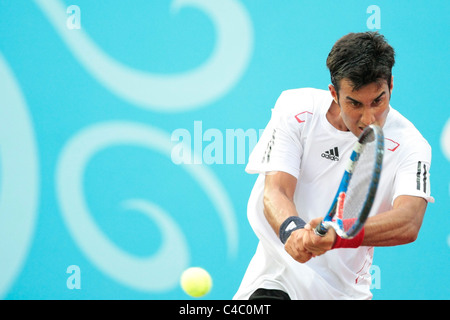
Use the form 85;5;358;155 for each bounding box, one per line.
279;216;306;244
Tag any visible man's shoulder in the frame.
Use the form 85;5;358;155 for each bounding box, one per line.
385;106;431;154
279;87;329;100
273;87;330;116
386;107;426;137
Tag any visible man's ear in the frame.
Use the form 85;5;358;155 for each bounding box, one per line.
328;84;339;104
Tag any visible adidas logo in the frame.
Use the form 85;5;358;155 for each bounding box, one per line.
321;147;340;161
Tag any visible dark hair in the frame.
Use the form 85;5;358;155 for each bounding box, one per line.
326;32;395;94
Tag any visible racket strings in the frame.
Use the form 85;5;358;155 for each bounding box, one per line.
341;139;377;231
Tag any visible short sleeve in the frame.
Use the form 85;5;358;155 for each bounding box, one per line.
392;141;434;203
245;91;306;178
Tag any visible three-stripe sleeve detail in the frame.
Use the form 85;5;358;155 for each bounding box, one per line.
416;161;428;192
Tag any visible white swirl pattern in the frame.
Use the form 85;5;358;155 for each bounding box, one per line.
33;0;254;112
0;53;39;298
442;119;450;198
0;0;251;295
29;0;251;293
55;122;238;291
56;122;191;290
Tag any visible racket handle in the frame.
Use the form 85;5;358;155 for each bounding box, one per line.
314;222;328;237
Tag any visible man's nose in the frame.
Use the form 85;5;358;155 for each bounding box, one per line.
361;107;376;126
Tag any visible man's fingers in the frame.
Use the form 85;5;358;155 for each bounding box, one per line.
285;229;313;263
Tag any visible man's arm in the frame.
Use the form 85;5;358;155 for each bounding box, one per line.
361;195;427;246
263;171;312;263
263;171;298;233
303;195;427;255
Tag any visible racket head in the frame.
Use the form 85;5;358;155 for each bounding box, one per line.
315;124;384;239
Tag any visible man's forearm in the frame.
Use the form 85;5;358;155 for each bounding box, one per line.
361;195;427;247
263;188;299;236
263;172;299;236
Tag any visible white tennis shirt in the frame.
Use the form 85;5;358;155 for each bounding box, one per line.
234;88;434;300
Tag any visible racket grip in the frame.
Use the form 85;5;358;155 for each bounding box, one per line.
314;222;328;237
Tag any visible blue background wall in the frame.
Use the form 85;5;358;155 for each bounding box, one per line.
0;0;448;300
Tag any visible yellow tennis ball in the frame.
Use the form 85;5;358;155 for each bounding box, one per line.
180;267;212;298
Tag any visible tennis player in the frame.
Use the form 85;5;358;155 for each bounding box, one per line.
233;32;434;300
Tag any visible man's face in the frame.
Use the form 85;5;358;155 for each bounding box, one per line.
329;78;393;137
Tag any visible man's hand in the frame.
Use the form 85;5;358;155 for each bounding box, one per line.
284;218;337;263
303;217;336;257
284;229;313;263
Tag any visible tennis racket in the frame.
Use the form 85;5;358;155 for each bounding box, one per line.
314;124;384;239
